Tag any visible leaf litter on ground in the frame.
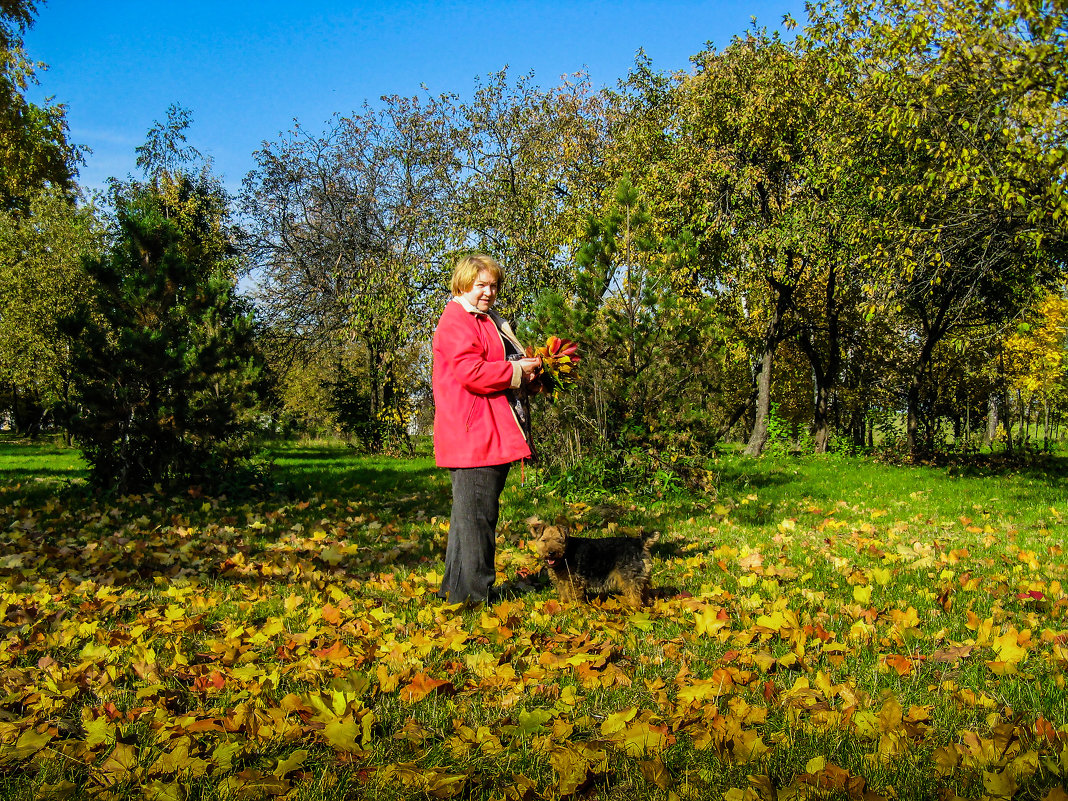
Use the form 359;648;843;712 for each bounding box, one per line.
1;446;1067;800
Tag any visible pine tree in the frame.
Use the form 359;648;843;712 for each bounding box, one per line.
64;109;268;492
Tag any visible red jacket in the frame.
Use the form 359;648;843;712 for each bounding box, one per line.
432;300;531;468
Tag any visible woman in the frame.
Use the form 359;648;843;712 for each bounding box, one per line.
432;253;541;604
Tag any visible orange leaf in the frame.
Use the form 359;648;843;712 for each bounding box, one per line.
400;672;454;703
193;670;226;693
882;654;914;676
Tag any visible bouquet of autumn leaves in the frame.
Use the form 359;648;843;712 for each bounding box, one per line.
527;335;581;400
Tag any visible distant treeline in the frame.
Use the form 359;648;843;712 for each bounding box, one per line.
1;0;1065;491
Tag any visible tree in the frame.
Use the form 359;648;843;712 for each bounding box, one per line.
450;69;610;314
0;187;102;435
241;95;459;451
64;109;268;492
803;0;1068;454
664;29;857;455
1001;288;1068;448
0;0;80;211
529;178;729;484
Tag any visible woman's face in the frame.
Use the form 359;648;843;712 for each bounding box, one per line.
460;269;499;313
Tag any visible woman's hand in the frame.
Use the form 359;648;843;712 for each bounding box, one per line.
518;356;542;380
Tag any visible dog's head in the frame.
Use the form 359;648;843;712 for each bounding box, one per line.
530;522;569;569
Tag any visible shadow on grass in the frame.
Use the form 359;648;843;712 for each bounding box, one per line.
0;467;87;482
5;439;1065;592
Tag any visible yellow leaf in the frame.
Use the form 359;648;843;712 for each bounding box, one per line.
99;742;138;781
550;744;596;795
426;771;467;798
5;727;53;762
515;708;553;736
806;755;827;773
273;749;309;778
618;718;673;756
83;715;115;749
320;545;344;565
321;711;374;751
212;741;243;772
879;695;903;732
601;707;638;737
932;745;959;775
991;631;1028;664
853;585;872;604
732;730;767;763
629;610;655;631
144;781;182;801
983;769;1017;799
694;606;727;637
640;758;672;790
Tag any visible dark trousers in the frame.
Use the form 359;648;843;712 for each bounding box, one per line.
437;463;511;603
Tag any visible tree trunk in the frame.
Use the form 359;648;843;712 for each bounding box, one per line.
905;374;922;456
906;301;951;457
812;381;833;453
744;347;774;456
744;267;795;457
1002;387;1013;453
986;393;998;450
1043;396;1050;451
1018;389;1027;446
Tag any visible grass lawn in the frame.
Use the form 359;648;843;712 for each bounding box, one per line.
0;435;1066;800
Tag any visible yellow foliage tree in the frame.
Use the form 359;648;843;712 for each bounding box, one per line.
1002;288;1068;446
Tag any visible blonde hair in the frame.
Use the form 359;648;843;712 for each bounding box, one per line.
451;253;504;296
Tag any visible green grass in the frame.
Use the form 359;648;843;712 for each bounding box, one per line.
0;436;1066;800
0;435;87;483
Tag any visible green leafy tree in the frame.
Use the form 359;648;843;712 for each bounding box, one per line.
64;109;268;492
661;29;857;455
241;95;458;451
450;68;610;314
0;187;103;435
0;0;80;211
803;0;1068;454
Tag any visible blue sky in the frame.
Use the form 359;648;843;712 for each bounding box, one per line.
25;1;805;194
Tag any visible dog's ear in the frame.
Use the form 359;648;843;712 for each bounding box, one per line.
525;515;544;535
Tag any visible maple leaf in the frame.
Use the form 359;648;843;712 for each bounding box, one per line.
2;727;53;763
273;748;309;778
617;717;674;756
639;757;673;790
321;712;374;752
513;708;554;736
549;742;604;796
98;741;139;784
144;781;182;801
399;672;454;703
881;654;915;676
